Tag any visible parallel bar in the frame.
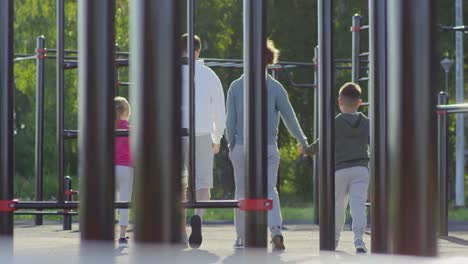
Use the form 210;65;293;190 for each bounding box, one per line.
78;0;116;242
318;0;335;251
313;46;319;225
438;92;449;236
369;0;389;253
35;36;46;226
63;129;129;139
11;201;237;210
440;25;468;32
437;104;468;112
360;25;370;31
243;0;268;248
188;0;197;203
183;201;239;208
0;0;14;240
56;0;65;205
351;14;361;83
387;0;438;256
131;0;182;243
15;211;78;216
439;109;468;114
15;202;130;210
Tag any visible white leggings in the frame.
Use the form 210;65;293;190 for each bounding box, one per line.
115;165;133;226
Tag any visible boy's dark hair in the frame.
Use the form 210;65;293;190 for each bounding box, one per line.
266;39;279;65
339;82;361;106
180;33;201;55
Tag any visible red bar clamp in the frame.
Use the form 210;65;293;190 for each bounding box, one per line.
350;26;361;32
239;198;273;211
436;110;448;116
0;199;18;212
35;48;47;60
65;190;79;196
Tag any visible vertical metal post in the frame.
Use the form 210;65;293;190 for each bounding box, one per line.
78;0;116;242
455;0;465;207
130;0;182;243
243;0;268;248
35;36;46;226
351;14;361;83
318;0;335;251
63;176;72;230
188;0;197;203
438;92;448;236
386;0;438;256
56;0;65;204
114;44;120;96
369;0;389;253
313;46;319;225
0;0;14;240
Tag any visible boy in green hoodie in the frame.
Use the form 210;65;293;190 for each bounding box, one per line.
305;82;369;253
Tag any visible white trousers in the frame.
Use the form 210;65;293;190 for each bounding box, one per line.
335;166;370;242
229;145;282;241
115;165;134;226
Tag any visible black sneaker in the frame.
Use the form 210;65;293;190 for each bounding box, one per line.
272;235;285;251
118;237;129;249
189;215;202;248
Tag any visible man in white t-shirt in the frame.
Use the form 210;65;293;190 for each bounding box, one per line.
180;34;225;248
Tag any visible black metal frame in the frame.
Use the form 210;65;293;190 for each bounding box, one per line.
318;0;335;251
386;0;437;256
369;0;389;254
0;0;15;240
35;36;46;226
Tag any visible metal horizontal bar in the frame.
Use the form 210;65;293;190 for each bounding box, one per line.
182;200;239;208
15;201;130;210
359;77;369;81
14;211;78;215
14;56;36;62
446;109;468;114
117;82;132;87
359;52;370;57
14;200;239;210
63;61;78;69
63;129;129;139
440;25;468;32
437;104;468;112
361;102;370;107
360;25;369;31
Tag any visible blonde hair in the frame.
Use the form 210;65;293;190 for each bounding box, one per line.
114;96;130;128
266;39;279;65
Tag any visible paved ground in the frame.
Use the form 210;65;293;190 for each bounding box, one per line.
2;222;468;263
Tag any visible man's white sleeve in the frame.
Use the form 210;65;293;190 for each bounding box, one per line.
211;74;226;144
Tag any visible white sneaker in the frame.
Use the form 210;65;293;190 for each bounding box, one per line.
354;239;367;254
118;237;129;249
233;238;244;249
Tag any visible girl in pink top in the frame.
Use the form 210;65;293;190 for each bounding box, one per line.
114;96;133;248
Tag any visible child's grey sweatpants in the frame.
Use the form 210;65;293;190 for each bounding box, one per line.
335;166;370;242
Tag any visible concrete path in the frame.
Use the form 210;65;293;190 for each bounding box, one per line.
2;222;468;263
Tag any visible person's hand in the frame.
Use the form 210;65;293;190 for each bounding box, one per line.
213;144;220;155
297;144;306;156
